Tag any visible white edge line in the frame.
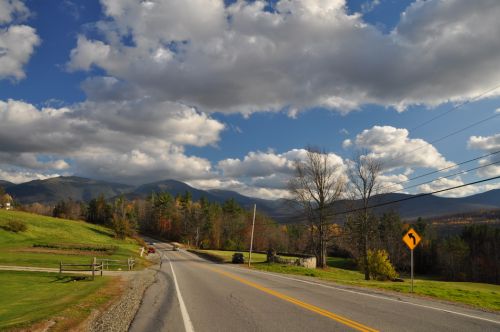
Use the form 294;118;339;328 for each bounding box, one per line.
165;253;195;332
181;249;500;326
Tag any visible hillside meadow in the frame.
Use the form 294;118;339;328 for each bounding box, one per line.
0;209;151;330
0;210;145;269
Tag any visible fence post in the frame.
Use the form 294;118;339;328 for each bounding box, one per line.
100;262;103;276
59;261;62;274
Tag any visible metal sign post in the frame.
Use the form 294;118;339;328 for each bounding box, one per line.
411;248;414;293
403;228;421;293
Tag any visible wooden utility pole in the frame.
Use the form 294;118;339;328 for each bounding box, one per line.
248;204;256;267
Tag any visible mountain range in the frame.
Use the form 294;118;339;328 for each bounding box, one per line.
1;176;499;222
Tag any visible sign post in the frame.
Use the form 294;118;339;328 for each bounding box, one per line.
403;228;421;293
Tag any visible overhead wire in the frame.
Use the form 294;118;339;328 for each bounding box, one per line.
253;174;500;227
378;149;500;192
383;160;500;194
409;83;500;132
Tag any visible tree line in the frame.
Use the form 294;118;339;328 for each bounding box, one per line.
4;144;499;286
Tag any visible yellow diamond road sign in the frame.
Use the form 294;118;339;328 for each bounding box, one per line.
403;228;421;250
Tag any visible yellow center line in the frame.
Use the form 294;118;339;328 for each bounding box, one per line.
202;265;379;332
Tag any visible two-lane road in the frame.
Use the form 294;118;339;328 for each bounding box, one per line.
130;242;500;331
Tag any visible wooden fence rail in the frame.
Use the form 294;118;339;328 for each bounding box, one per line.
59;259;103;280
96;258;135;270
59;257;136;280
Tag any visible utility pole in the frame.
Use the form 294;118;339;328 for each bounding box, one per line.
248;204;256;267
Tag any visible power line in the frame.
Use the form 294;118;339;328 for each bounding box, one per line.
425;113;499;147
256;174;500;227
382;112;499;167
387;160;500;194
331;174;500;218
379;149;500;192
410;83;500;132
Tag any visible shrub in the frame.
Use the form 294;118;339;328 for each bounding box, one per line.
365;249;399;281
1;219;28;233
232;253;245;264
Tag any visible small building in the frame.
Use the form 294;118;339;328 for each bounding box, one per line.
0;194;13;210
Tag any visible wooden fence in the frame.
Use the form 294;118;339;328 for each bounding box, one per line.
59;258;103;280
59;257;135;280
96;257;135;270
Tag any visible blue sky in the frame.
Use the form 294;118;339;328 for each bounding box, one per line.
0;0;499;198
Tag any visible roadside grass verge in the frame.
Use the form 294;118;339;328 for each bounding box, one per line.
194;249;500;311
189;249;297;264
254;264;500;311
0;271;123;331
0;210;146;270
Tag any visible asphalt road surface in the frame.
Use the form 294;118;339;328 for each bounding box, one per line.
130;242;500;332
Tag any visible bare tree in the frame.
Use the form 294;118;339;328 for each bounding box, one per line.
288;147;345;268
346;151;382;280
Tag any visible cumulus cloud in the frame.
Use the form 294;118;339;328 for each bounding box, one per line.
213;148;345;198
0;25;40;80
468;134;500;177
66;0;500;115
188;177;292;200
0;0;39;81
417;176;480;198
345;125;454;170
0;169;61;184
0;0;29;24
0;98;224;184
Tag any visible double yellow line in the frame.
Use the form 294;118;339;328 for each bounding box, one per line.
204;265;378;332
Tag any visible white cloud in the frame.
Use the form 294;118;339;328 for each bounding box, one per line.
0;25;40;80
468;134;500;177
66;0;500;115
214;148;345;198
0;98;224;184
0;169;61;184
349;125;454;170
417;176;479;198
342;139;352;149
0;0;29;24
188;177;292;200
0;1;38;80
218;148;344;179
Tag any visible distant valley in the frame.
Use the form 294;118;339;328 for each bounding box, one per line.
1;176;499;222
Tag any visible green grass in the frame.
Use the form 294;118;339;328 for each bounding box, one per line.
0;271;119;330
254;263;500;311
0;210;145;269
196;250;500;311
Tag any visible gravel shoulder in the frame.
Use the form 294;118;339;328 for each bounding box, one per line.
84;253;161;332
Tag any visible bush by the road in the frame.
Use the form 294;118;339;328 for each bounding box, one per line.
232;253;245;264
365;249;398;281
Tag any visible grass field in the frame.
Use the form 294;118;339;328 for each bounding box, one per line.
0;210;145;269
0;271;121;331
195;249;500;311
